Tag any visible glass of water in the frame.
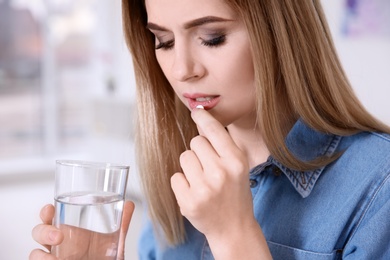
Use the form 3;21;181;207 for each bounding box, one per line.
51;160;129;259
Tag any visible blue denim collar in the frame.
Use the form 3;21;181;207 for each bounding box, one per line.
253;119;342;198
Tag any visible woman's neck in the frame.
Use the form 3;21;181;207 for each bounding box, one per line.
226;124;270;169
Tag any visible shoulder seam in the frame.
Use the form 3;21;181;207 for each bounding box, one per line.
371;132;390;143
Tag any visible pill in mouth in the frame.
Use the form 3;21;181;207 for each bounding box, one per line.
196;105;204;109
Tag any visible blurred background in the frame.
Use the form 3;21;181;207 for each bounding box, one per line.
0;0;389;259
0;0;143;259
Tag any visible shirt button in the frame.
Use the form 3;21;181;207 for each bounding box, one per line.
249;179;258;188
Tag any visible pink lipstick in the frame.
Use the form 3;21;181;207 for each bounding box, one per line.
184;93;220;110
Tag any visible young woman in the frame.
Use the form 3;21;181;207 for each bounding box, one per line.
31;0;390;259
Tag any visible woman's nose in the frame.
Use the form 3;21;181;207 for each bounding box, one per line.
171;46;204;82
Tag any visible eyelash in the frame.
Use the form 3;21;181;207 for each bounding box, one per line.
155;40;174;50
155;34;227;50
201;35;226;47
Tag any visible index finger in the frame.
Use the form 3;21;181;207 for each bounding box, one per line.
191;108;238;157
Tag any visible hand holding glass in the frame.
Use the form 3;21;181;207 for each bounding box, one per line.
51;160;129;259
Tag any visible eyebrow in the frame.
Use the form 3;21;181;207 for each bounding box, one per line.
146;16;234;31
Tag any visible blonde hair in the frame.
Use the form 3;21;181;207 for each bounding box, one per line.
122;0;390;245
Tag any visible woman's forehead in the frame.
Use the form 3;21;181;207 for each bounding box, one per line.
145;0;235;24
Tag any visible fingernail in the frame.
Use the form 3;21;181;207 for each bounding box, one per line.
196;105;204;109
49;231;60;242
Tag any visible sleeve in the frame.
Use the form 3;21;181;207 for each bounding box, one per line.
343;174;390;259
138;216;157;260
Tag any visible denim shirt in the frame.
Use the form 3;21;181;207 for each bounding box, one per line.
138;119;390;259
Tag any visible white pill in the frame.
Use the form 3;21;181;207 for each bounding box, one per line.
196;105;204;109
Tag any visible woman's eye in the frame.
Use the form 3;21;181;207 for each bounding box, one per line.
201;35;226;47
154;34;226;50
155;39;174;50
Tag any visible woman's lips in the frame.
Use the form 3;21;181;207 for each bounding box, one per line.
184;94;221;110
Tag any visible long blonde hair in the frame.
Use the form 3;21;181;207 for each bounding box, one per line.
122;0;390;245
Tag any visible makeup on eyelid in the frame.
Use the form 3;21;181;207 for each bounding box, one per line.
149;20;231;50
154;32;227;50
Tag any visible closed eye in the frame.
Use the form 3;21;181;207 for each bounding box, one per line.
155;35;226;51
155;39;174;50
201;34;226;47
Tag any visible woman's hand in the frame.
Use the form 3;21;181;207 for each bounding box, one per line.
29;201;135;260
30;204;61;260
171;108;271;259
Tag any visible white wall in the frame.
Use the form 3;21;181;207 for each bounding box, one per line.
322;0;390;124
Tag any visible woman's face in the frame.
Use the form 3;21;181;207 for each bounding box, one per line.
145;0;256;128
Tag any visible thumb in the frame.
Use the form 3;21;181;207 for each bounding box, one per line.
117;201;135;260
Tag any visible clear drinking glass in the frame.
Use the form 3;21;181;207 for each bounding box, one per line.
51;160;129;259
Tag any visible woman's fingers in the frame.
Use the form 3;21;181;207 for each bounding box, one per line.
40;204;55;225
29;249;57;260
171;172;189;198
179;149;205;186
31;224;64;250
120;201;135;239
117;201;135;260
31;202;134;260
31;204;62;251
191;108;238;158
